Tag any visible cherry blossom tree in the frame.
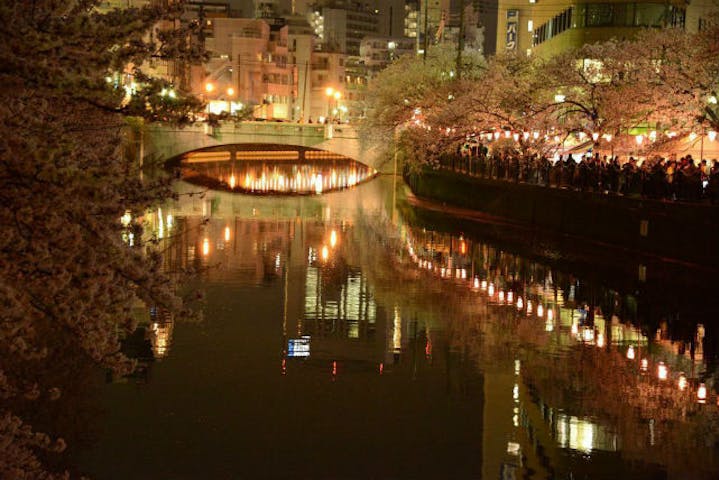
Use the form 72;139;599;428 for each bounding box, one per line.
540;25;719;154
362;43;485;145
0;1;206;477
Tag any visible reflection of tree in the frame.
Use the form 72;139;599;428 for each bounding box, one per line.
347;198;719;477
3;328;105;478
520;342;719;479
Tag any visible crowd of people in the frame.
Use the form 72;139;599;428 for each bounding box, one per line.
442;149;719;203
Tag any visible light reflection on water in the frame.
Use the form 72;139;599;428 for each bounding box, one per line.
179;146;376;194
82;177;718;480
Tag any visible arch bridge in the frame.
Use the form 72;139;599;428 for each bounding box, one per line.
143;121;387;172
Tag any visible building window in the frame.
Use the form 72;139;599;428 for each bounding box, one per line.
586;4;613;26
534;3;686;47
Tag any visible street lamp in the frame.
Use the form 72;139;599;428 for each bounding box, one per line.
324;88;333;123
227;87;235;114
333;91;342;122
203;82;215;117
324;87;342;123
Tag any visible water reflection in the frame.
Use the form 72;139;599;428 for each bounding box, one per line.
84;178;718;480
403;226;716;401
398;222;719;477
180;145;376;194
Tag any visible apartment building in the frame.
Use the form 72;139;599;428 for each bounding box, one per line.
495;0;717;57
206;17;295;119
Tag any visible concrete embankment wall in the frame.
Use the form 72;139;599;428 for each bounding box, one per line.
407;169;719;267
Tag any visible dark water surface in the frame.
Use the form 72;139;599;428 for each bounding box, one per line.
72;175;719;479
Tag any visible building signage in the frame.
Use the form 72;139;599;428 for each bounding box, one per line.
506;10;519;51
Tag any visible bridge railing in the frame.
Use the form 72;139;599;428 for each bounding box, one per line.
211;121;359;141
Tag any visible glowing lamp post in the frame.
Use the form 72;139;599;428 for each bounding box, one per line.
325;87;341;123
226;87;235;113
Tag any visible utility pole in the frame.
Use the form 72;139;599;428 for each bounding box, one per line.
302;60;309;121
423;0;429;63
456;0;465;79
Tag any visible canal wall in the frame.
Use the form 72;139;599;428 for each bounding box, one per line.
406;169;719;267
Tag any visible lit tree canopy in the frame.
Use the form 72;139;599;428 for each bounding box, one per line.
362;43;486;141
379;17;719;169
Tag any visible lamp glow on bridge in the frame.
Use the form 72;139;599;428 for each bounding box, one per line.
325;87;342;122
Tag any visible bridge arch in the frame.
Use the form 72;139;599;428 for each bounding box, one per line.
143;121;387;171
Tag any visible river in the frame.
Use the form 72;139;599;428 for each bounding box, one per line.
70;166;719;479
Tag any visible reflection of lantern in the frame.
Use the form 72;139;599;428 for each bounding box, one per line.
488;283;495;296
627;345;635;360
641;358;648;371
545;318;554;332
537;304;544;317
202;238;210;256
224;226;230;242
657;362;668;380
474;277;480;289
517;297;524;310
